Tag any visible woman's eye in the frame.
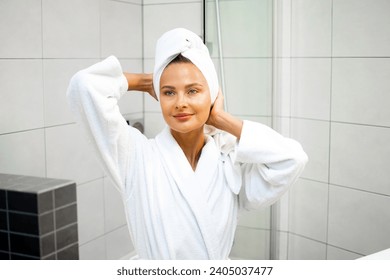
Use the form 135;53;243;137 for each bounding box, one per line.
188;89;198;95
163;91;174;96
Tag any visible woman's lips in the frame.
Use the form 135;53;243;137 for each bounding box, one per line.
173;113;193;121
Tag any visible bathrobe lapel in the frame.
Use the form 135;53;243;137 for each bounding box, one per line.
155;126;220;259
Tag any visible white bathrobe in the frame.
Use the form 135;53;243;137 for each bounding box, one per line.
66;56;308;260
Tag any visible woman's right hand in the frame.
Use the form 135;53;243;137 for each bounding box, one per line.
123;72;157;101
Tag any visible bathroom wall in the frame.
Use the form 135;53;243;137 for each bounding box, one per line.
205;0;274;259
0;0;143;259
274;0;390;259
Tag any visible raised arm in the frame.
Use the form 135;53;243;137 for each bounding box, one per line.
208;90;308;210
66;56;148;192
123;72;157;100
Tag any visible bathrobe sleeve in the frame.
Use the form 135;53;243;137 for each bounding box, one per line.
66;56;145;193
234;120;308;210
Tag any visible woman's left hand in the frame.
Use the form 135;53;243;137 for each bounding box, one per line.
206;89;243;139
206;88;224;128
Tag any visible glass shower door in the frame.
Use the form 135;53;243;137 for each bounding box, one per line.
205;0;274;259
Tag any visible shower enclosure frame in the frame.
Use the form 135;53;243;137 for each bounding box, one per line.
203;0;281;260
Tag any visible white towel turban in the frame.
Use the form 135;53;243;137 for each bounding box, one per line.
153;28;219;104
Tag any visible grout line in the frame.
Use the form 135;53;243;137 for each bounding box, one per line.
0;122;77;137
141;0;145;133
144;1;200;6
110;0;142;5
288;116;390;129
325;0;335;260
52;190;57;259
299;177;390;198
286;0;294;260
5;191;11;259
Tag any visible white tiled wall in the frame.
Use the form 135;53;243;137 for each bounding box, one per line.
0;0;142;259
0;0;42;58
0;59;44;134
276;0;390;259
332;0;390;57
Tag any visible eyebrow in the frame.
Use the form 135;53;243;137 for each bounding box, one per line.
160;83;203;90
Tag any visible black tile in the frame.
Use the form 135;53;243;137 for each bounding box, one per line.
10;253;39;260
0;232;9;251
0;251;10;260
8;191;38;213
55;204;77;229
0;210;7;231
0;190;6;210
9;212;39;235
56;224;78;251
57;244;79;260
10;233;40;257
38;191;53;214
54;184;76;208
39;212;54;235
41;233;55;257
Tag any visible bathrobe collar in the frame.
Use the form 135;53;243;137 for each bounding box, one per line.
155;126;221;259
155;126;219;185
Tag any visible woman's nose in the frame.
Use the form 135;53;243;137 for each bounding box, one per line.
175;93;188;109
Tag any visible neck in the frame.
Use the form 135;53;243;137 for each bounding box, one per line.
170;126;205;171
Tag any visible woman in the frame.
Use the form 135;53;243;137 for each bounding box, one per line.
67;28;307;260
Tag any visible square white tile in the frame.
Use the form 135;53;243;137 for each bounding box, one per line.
143;3;203;58
326;245;363;260
229;227;270;260
45;123;105;185
238;207;271;230
42;0;100;58
290;119;330;183
330;123;390;195
331;58;390;127
328;185;390;255
44;59;99;126
289;179;328;242
101;0;142;58
105;225;133;259
0;0;42;58
209;0;273;58
288;233;326;260
79;235;106;260
144;112;166;138
103;177;128;233
333;0;390;56
0;130;45;177
77;179;105;245
291;0;332;57
224;58;272;116
0;59;44;134
291;58;331;120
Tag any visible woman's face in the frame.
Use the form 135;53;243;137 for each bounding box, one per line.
159;62;211;134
